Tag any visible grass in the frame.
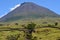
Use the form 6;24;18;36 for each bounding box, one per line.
33;28;60;40
0;18;60;40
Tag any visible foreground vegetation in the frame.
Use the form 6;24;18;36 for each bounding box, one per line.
0;18;60;40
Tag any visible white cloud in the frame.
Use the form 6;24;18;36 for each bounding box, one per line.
10;4;20;11
0;13;8;18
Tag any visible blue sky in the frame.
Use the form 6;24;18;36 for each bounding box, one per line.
0;0;60;18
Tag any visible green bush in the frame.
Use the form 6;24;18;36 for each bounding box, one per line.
47;24;55;27
15;23;18;25
27;22;36;30
55;22;58;26
25;22;36;40
6;34;20;40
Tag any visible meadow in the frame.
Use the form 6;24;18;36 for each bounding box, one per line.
0;18;60;40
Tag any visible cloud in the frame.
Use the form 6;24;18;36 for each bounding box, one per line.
0;13;8;18
10;4;20;11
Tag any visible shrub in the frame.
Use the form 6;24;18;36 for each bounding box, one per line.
39;38;42;39
47;24;55;27
25;22;36;40
27;22;36;30
21;24;26;28
26;22;36;34
6;34;20;40
15;23;18;25
55;22;58;26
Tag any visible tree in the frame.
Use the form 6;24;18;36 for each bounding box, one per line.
25;22;36;40
55;22;58;26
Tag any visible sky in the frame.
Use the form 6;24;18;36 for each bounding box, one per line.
0;0;60;18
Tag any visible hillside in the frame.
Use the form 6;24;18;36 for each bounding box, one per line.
0;2;60;22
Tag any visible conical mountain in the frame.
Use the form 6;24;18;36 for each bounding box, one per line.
0;2;60;22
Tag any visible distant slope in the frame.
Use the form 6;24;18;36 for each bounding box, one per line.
0;2;60;22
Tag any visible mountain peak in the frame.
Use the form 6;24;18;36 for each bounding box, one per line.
20;2;36;6
21;2;35;5
0;2;60;22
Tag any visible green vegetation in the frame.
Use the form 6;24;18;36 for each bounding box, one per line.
25;23;36;40
0;18;60;40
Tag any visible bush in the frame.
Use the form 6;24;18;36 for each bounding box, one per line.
15;23;18;25
55;22;58;26
47;24;55;27
25;22;36;40
39;38;42;39
21;24;26;28
6;34;20;40
27;22;36;30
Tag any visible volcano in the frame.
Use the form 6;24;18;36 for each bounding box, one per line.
0;2;60;22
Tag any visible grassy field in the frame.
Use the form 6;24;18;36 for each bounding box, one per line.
0;18;60;40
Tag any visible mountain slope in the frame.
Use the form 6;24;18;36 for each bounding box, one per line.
0;2;60;22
